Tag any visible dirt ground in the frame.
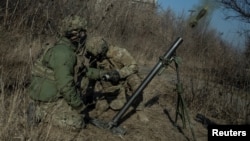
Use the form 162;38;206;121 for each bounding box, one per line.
22;66;216;141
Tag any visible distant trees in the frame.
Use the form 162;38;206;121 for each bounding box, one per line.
218;0;250;68
244;34;250;68
219;0;250;23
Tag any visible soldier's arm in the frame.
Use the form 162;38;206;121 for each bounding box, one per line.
108;47;138;78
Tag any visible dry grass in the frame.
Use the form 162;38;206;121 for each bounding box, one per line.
0;0;249;140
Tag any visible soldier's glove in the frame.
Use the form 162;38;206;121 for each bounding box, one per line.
102;70;120;84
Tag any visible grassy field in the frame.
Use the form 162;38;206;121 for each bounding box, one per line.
0;0;249;140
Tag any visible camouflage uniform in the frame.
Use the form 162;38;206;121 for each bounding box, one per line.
85;37;144;112
28;16;108;130
29;37;86;130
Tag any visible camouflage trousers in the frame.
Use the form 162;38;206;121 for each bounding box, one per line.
27;98;84;131
94;74;144;112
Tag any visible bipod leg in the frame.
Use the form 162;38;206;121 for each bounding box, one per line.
173;55;186;128
174;93;180;124
175;89;186;128
173;56;196;141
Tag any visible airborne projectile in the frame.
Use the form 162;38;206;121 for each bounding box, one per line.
189;7;208;28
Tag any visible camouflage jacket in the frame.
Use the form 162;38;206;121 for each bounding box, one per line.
92;45;140;92
97;45;139;78
29;37;83;109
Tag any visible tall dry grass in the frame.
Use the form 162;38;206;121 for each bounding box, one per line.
0;0;249;140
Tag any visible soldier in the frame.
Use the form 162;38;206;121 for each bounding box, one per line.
85;36;149;122
28;16;119;130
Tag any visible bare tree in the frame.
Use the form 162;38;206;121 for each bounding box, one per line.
218;0;250;23
244;34;250;68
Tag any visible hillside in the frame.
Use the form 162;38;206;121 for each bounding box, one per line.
0;0;249;141
0;65;212;141
0;59;246;141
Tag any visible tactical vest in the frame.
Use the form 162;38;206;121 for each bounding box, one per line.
31;45;55;81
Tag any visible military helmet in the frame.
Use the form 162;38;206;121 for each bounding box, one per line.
60;15;87;33
86;36;109;57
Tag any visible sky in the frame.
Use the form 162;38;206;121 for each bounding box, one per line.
157;0;247;50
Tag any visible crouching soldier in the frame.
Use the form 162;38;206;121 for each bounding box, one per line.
85;36;149;122
28;16;118;130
